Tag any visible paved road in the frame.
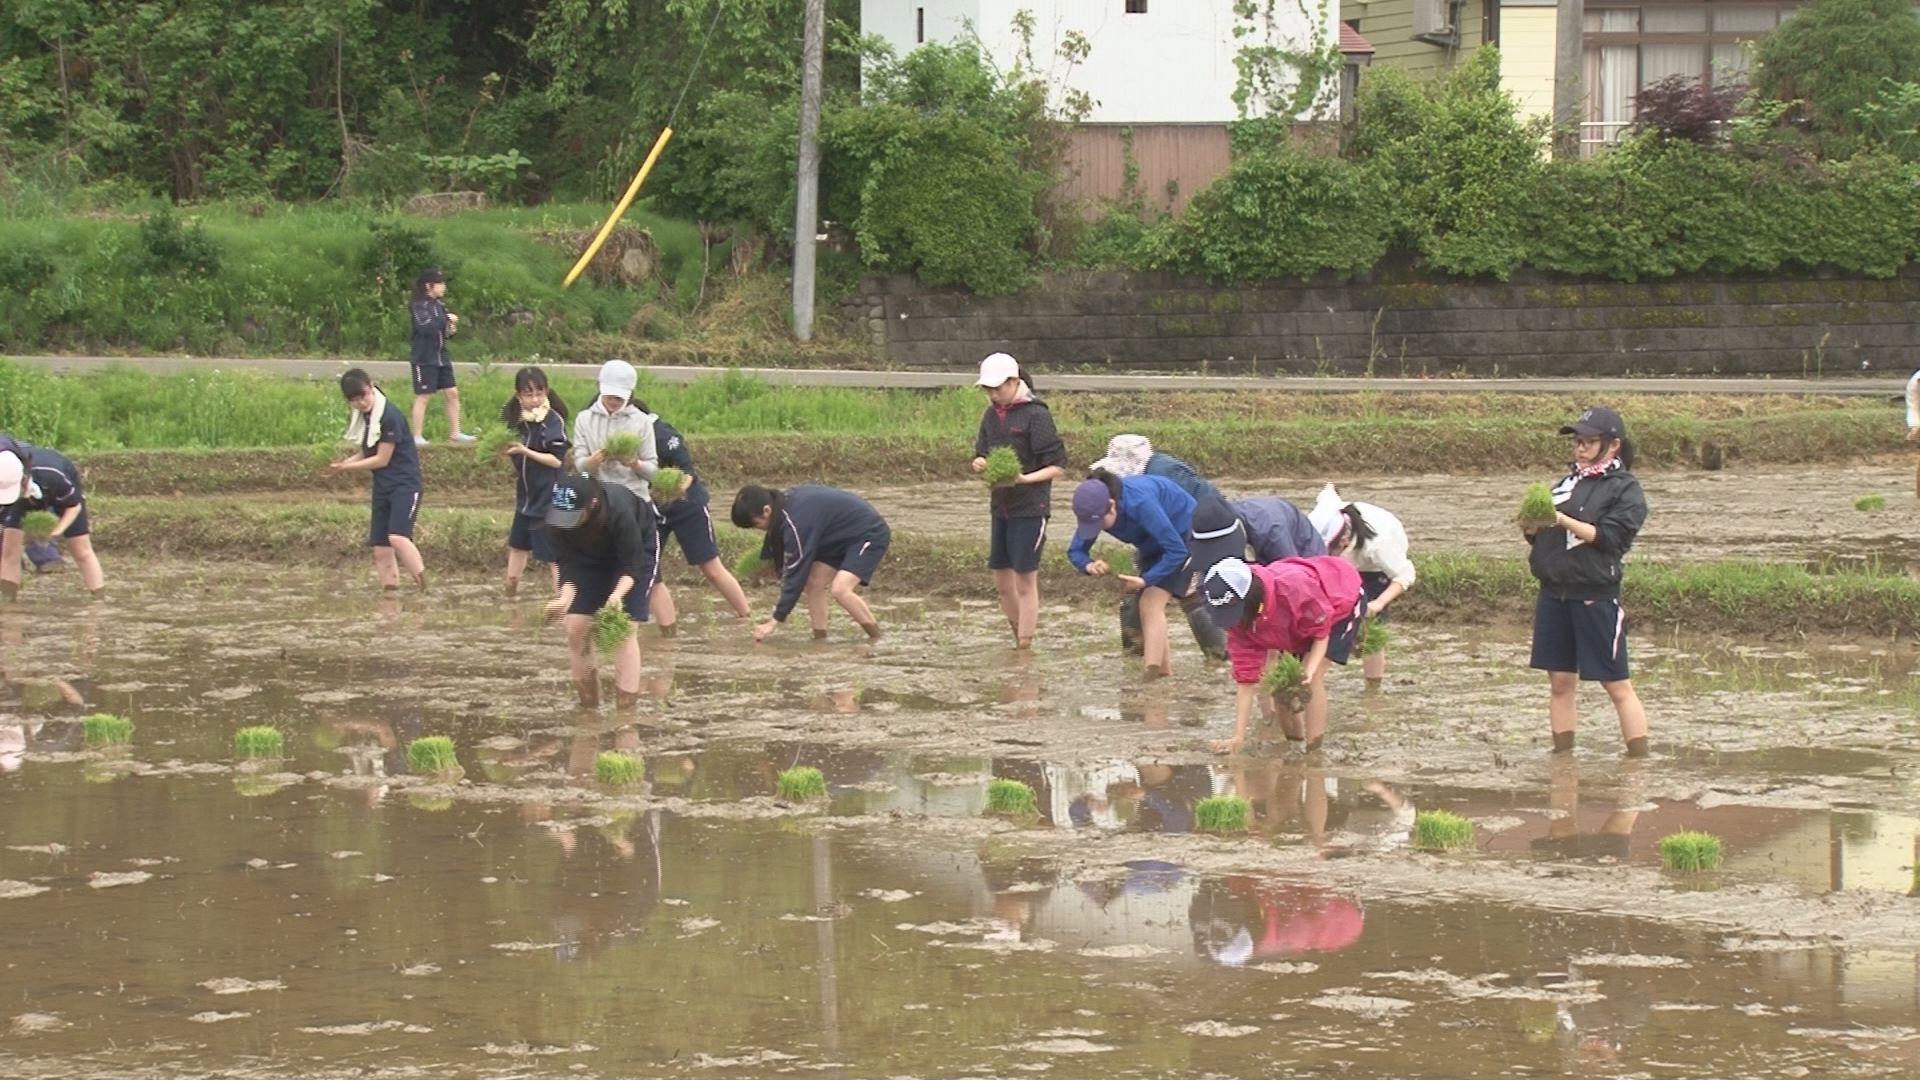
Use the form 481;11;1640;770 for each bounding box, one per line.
7;354;1910;396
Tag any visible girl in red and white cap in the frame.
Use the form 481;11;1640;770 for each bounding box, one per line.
1201;556;1365;755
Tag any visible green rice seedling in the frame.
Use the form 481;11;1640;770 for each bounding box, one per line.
407;735;458;775
1195;795;1251;835
309;441;344;471
1097;546;1135;577
776;765;828;801
592;605;635;651
232;725;284;760
1659;831;1724;873
596;751;644;787
980;446;1021;487
984;777;1039;819
1260;653;1309;712
19;510;59;539
473;422;517;461
1356;620;1390;659
651;466;687;503
732;545;766;582
1413;810;1475;852
1854;494;1886;512
604;430;643;462
82;712;134;747
1518;482;1558;527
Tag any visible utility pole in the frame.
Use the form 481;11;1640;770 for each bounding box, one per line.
791;0;826;341
1552;0;1586;159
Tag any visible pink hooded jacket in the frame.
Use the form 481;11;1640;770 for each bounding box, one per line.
1226;557;1364;685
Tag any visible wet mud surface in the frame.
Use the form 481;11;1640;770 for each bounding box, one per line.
863;461;1920;569
2;564;1919;1077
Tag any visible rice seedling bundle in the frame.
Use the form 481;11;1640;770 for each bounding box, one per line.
985;777;1039;819
19;510;59;539
1356;621;1390;659
1413;810;1475;851
1260;653;1309;712
592;605;635;651
82;713;134;747
1854;494;1885;512
1195;795;1251;835
1098;546;1136;577
651;466;687;503
595;751;643;787
407;735;458;774
473;422;517;461
1517;483;1558;527
776;766;828;801
233;725;285;759
1659;831;1723;873
732;546;765;581
980;446;1021;487
604;431;643;461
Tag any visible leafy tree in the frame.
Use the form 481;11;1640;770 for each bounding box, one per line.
1752;0;1920;156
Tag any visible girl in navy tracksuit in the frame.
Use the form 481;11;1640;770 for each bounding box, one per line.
1067;471;1197;677
407;269;473;445
632;398;753;629
329;369;427;591
731;484;889;643
1526;406;1650;758
499;367;571;598
0;436;106;598
970;353;1065;649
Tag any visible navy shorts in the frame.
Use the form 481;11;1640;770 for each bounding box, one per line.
1322;593;1368;666
988;515;1047;573
369;488;421;546
2;503;89;538
660;496;722;566
1361;571;1393;621
819;526;889;587
1141;550;1193;596
411;362;456;394
564;553;660;622
1530;593;1630;682
507;512;554;562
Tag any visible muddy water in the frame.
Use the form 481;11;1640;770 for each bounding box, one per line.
3;564;1919;1077
864;462;1920;567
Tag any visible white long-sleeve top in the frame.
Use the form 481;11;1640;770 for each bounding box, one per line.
1907;369;1920;429
1342;502;1417;590
572;400;659;500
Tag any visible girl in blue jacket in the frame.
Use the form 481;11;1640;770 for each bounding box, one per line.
1067;471;1196;677
731;484;889;643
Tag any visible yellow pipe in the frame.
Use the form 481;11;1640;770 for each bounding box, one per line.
564;126;675;288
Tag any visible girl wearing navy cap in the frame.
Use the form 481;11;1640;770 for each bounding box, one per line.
731;484;889;643
1067;471;1197;678
543;474;661;709
499;367;571;598
1525;406;1650;758
970;353;1065;649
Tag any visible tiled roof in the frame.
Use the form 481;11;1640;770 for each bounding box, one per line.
1338;23;1376;56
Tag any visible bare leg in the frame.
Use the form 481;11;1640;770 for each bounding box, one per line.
1012;570;1039;647
1549;670;1579;751
548;561;560;596
411;393;429;441
697;557;752;618
1137;585;1173;676
506;546;530;595
648;582;677;630
563;614;599;707
1602;678;1649;755
444;387;463;434
1362;647;1386;682
1301;674;1329;748
804;562;835;636
612;634;642;698
371;545;399;589
991;568;1020;640
64;536;104;593
0;528;21;599
388;535;426;589
828;569;880;638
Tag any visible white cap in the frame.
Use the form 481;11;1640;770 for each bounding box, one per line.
1090;434;1152;477
0;452;22;506
975;352;1020;387
1308;482;1347;544
597;359;638;403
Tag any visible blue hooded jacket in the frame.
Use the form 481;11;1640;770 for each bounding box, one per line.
1068;474;1195;590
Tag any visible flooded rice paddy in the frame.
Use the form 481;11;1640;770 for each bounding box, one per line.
3;563;1918;1078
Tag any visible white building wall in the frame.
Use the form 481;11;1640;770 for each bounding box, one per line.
861;0;1336;123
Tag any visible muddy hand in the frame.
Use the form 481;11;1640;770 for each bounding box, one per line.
1212;735;1242;755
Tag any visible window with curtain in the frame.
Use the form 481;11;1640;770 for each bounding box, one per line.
1581;2;1804;149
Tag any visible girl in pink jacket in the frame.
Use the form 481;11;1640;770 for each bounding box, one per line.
1200;556;1365;755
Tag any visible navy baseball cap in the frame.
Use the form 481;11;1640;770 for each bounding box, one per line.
1186;496;1246;585
1559;406;1625;440
546;476;592;530
1072;478;1113;542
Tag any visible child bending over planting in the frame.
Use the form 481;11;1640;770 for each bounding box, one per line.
731;483;889;643
498;367;571;598
542;474;661;709
1202;556;1366;756
1309;484;1417;684
330;370;427;591
969;353;1065;649
0;437;106;597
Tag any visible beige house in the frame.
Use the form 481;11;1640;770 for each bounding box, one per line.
1339;0;1497;79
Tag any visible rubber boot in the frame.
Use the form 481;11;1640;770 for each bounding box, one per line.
574;673;601;709
1117;594;1144;656
1182;591;1229;661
